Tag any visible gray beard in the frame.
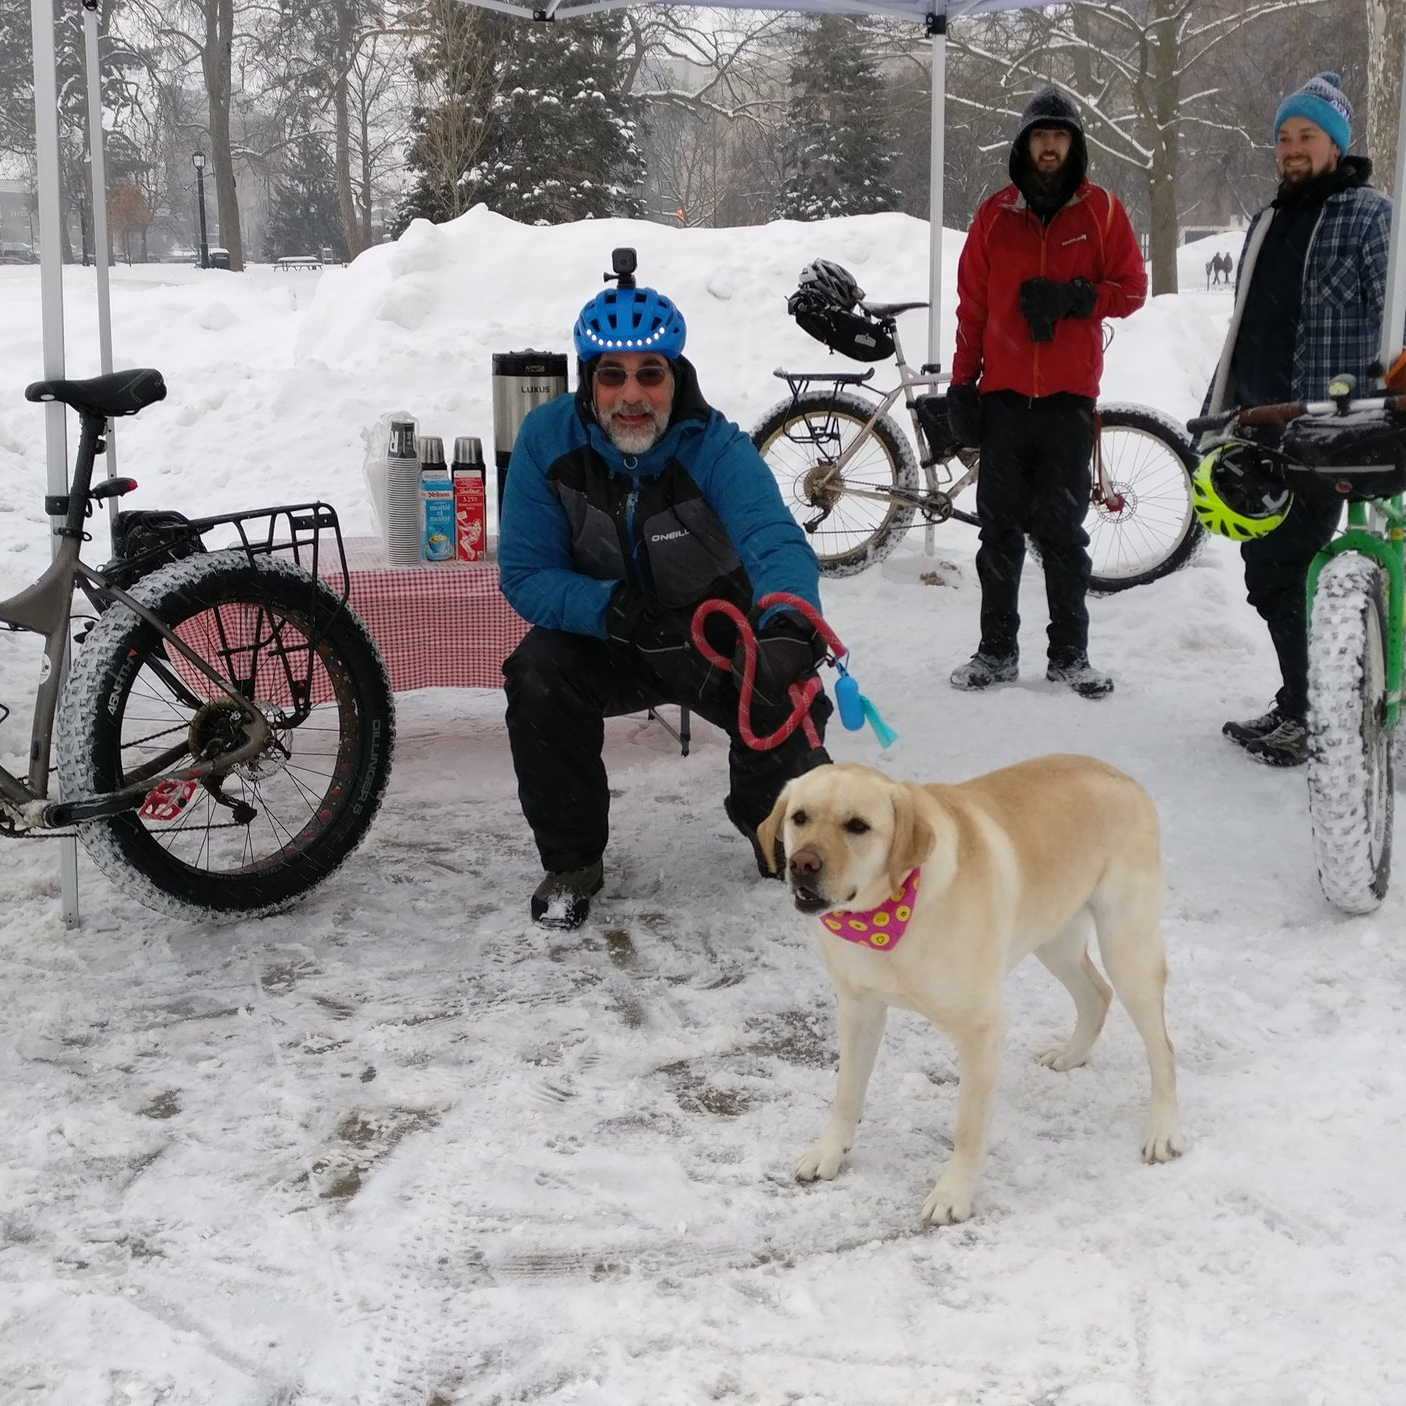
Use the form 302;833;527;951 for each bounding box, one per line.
600;402;668;454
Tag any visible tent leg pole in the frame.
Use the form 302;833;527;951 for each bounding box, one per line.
31;0;80;928
1379;20;1406;374
925;14;948;559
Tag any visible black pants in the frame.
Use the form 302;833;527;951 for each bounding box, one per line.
1241;475;1343;721
503;627;832;872
974;391;1096;659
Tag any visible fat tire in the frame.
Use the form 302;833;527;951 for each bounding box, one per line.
752;392;918;577
57;551;395;919
1026;405;1203;594
1306;554;1393;914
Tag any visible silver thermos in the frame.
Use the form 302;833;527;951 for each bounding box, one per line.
491;350;568;526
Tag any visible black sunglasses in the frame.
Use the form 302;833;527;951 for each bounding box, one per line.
594;363;671;389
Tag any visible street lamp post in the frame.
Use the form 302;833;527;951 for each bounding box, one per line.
192;152;209;270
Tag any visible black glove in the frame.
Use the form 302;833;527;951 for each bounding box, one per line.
1018;277;1097;343
944;382;982;449
605;586;692;668
734;610;824;709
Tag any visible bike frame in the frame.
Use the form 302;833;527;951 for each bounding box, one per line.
777;311;1122;522
776;313;978;518
0;407;335;830
1305;495;1406;730
1197;390;1406;738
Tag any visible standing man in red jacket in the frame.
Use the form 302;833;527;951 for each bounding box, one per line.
945;87;1147;699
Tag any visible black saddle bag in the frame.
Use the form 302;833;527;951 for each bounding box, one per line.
787;291;895;363
101;509;207;593
1283;411;1406;502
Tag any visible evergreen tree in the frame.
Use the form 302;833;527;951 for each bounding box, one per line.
263;126;347;261
463;13;644;225
771;16;901;221
398;0;509;231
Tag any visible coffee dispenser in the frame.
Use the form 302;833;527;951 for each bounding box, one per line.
491;350;568;524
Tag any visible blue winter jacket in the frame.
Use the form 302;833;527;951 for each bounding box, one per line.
498;357;821;638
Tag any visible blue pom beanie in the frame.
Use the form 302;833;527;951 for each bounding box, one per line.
1274;72;1352;154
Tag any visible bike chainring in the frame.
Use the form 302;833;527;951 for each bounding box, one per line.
920;490;955;524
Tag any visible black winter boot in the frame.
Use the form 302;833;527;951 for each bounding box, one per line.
1223;706;1288;748
949;651;1019;691
1046;650;1114;700
530;861;604;929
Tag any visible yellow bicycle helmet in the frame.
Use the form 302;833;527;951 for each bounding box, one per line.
1191;440;1293;540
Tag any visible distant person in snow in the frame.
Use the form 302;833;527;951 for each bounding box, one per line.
1200;72;1391;767
945;86;1147;701
498;274;831;930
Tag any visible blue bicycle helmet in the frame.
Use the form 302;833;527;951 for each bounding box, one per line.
573;286;687;360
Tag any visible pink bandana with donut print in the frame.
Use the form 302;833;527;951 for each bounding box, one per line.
821;868;921;951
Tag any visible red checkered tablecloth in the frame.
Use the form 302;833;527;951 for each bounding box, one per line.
327;537;530;692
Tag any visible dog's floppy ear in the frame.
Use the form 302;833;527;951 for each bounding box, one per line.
756;783;791;875
887;782;935;891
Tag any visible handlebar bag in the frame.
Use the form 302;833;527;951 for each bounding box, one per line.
787;290;895;363
1283;411;1406;501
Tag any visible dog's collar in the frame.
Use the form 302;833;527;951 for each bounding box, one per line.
821;868;921;951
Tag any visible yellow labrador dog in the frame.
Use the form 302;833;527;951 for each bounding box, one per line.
758;756;1184;1225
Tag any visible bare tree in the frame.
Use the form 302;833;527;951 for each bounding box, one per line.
631;10;791;227
949;0;1342;295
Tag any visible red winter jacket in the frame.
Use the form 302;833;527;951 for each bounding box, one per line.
951;181;1147;399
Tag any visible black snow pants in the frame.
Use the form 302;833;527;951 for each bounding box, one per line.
503;626;832;872
1240;474;1343;722
974;390;1096;660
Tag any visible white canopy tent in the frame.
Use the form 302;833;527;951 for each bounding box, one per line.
21;0;1406;924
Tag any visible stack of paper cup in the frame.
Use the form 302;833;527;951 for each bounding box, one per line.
384;419;422;566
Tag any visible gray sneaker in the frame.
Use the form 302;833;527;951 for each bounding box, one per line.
950;652;1019;691
1243;717;1308;767
530;861;604;929
1046;652;1114;700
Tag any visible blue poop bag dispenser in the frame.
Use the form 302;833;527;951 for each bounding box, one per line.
833;657;897;748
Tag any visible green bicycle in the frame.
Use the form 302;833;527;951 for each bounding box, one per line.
1191;383;1406;915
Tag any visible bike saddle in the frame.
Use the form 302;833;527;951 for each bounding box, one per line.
860;300;929;320
25;368;167;418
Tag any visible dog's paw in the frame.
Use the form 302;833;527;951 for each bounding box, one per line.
794;1141;847;1182
1036;1043;1091;1072
1142;1116;1186;1164
920;1179;974;1227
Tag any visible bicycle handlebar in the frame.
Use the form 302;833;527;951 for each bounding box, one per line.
1188;394;1406;439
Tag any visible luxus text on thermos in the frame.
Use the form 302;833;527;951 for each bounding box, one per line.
491;350;568;529
452;436;487;561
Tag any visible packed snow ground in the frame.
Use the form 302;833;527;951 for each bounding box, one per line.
1;211;1402;1405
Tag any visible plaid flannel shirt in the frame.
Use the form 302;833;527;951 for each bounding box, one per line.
1204;179;1392;416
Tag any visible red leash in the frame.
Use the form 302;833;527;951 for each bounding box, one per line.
690;592;844;752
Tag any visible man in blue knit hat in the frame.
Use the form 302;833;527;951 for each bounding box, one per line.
1200;72;1392;766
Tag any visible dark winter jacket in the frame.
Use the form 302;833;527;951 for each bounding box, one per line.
951;96;1146;399
1204;155;1392;415
497;356;821;637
